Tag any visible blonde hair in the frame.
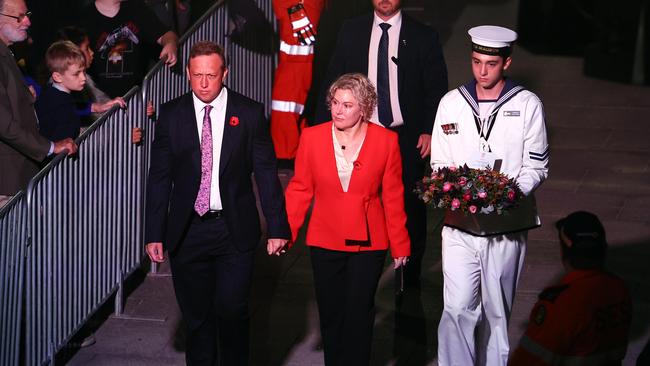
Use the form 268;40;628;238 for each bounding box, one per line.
326;73;377;120
45;41;85;74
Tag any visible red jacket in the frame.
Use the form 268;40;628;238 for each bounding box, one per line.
510;269;632;366
285;122;410;258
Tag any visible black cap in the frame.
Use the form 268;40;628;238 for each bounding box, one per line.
556;211;606;247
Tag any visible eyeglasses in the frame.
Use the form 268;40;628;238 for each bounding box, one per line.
0;10;31;23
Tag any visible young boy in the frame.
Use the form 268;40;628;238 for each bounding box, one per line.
36;41;87;141
54;26;126;122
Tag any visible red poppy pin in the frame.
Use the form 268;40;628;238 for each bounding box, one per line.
229;116;239;126
353;161;362;170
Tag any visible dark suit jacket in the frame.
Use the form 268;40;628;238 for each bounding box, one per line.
0;42;51;196
145;89;290;254
315;12;448;143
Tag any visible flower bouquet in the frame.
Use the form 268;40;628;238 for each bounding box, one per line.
415;165;539;236
414;164;523;215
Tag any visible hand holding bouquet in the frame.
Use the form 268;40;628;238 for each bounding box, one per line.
415;165;523;215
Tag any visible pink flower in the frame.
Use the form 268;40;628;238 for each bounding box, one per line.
469;205;477;214
462;193;471;201
448;166;457;172
443;182;453;192
507;190;516;201
478;191;487;199
458;177;467;186
451;198;461;209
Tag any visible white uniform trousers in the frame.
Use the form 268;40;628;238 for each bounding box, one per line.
437;226;527;366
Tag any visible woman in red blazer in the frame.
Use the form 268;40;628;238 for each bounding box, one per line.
277;73;410;365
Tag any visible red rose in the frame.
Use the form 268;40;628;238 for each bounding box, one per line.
229;116;239;126
451;198;461;209
462;193;471;201
353;161;362;170
507;190;516;201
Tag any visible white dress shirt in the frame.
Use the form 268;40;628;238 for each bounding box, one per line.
192;87;228;210
367;11;404;128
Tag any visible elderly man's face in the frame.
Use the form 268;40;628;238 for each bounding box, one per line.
186;53;228;104
0;0;31;45
372;0;401;20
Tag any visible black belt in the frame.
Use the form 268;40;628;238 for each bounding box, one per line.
198;210;224;220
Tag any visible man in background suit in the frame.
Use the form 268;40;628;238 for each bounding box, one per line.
144;41;290;366
315;0;447;288
0;0;77;208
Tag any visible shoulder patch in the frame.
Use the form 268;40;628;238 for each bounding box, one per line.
538;284;569;303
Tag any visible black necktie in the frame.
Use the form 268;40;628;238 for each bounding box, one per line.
377;22;393;127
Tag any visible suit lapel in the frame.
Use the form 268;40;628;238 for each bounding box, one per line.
180;93;202;176
219;89;239;177
396;15;411;95
359;14;374;74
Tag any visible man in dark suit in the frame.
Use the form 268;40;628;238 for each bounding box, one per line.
144;41;290;366
315;0;448;288
0;0;77;208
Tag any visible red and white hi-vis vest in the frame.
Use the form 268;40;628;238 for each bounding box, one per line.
270;0;323;159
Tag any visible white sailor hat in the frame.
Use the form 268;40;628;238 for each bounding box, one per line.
468;25;517;56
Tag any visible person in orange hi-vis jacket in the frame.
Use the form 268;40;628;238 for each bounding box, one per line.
509;211;632;366
271;0;324;159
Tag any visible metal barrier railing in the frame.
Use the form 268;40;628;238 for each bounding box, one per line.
1;0;276;364
0;193;27;366
142;0;276;115
24;87;145;365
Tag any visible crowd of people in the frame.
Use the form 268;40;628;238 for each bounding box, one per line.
1;0;640;365
1;0;179;207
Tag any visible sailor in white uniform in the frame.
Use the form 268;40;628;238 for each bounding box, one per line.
430;25;549;366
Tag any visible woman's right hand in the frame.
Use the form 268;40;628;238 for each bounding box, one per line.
394;256;408;269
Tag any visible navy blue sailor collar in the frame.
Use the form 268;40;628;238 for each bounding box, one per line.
457;78;526;117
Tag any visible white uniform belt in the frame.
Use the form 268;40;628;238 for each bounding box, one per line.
272;100;305;114
280;41;313;56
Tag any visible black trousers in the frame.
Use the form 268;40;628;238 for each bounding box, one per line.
310;247;387;366
170;214;254;366
392;126;428;286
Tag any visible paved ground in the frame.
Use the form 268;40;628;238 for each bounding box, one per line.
62;0;650;365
